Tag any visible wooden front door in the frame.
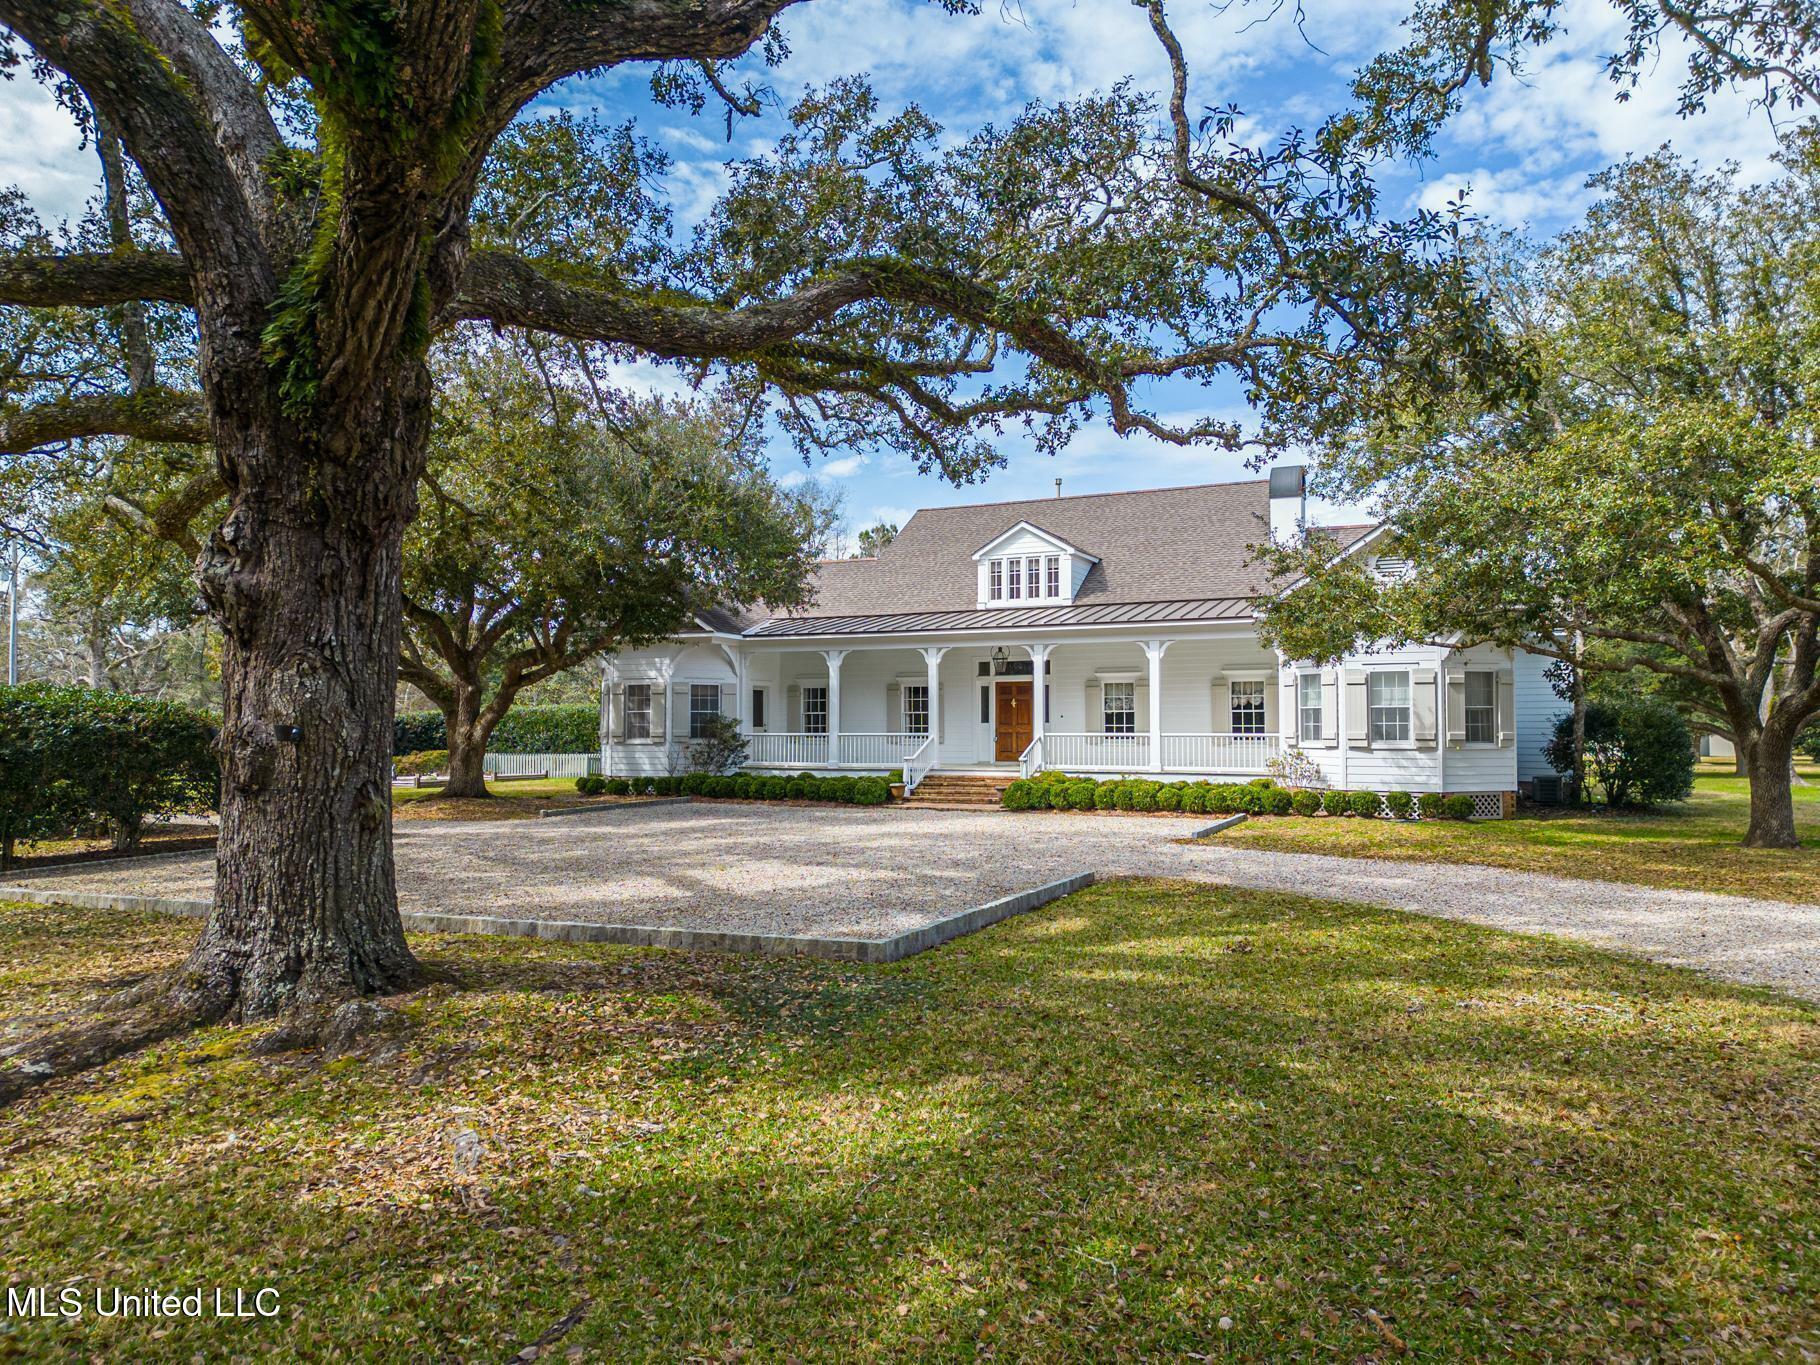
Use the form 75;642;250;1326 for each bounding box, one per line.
994;681;1034;761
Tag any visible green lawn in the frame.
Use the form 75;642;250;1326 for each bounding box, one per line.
1209;770;1820;904
393;777;653;821
3;882;1817;1359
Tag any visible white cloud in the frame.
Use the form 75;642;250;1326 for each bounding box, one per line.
820;453;869;478
0;81;94;227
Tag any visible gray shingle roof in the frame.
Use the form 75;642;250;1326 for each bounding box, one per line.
747;596;1256;637
787;479;1281;622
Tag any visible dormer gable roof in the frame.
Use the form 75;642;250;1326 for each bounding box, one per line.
970;521;1100;563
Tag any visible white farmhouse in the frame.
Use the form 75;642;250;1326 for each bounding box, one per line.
600;468;1567;813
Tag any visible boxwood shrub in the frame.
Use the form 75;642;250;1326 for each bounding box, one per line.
1385;790;1414;819
1291;790;1322;816
1441;794;1476;820
853;777;890;805
1258;786;1294;816
1322;789;1350;816
1348;790;1383;818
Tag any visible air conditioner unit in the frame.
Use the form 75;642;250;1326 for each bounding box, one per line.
1532;774;1564;805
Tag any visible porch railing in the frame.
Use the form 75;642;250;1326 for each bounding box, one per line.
837;732;921;768
904;736;936;793
1038;732;1151;772
1019;736;1043;779
1158;733;1281;773
746;732;829;768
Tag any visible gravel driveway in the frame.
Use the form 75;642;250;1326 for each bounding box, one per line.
6;802;1818;1001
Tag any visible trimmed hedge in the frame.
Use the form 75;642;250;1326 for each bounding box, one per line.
995;774;1489;823
394;704;600;756
0;683;217;862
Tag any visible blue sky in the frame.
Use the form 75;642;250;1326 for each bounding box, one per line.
0;0;1794;540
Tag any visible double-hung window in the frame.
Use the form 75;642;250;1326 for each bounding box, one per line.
1045;555;1060;597
1008;558;1022;600
802;686;828;734
1230;679;1266;735
1026;557;1042;598
1464;671;1496;743
688;683;721;738
1298;673;1323;743
989;560;1003;600
624;683;653;740
1368;671;1412;743
904;684;929;736
1103;681;1136;735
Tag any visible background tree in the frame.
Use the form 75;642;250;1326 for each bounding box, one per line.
400;339;829;797
1258;143;1820;848
853;522;897;558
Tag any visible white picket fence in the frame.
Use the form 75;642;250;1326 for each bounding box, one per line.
484;751;601;779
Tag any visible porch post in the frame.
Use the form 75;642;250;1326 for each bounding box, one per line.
599;658;616;777
1143;639;1172;773
822;648;847;767
919;646;948;756
1025;642;1054;749
717;642;749;737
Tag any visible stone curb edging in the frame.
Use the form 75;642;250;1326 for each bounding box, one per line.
0;870;1098;965
1188;812;1248;838
0;838;218;874
536;797;691;819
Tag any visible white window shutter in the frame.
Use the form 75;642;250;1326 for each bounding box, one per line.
1210;678;1229;731
1133;681;1149;731
1319;670;1339;748
1412;667;1438;747
886;680;902;731
786;683;801;731
1085;679;1103;734
1497;667;1516;746
610;683;626;742
1344;670;1370;747
720;682;735;725
1444;670;1466;744
1279;675;1298;740
651;685;668;741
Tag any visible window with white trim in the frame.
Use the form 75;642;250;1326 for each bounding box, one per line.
1298;673;1323;743
989;560;1003;600
1103;681;1136;735
1464;670;1496;743
803;686;828;734
1045;555;1060;596
1368;670;1412;743
1007;558;1022;599
904;684;929;736
689;683;721;738
624;683;652;740
750;687;767;730
1230;679;1266;736
1026;557;1041;598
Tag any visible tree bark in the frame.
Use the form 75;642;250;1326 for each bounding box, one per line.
1742;725;1803;849
174;370;431;1022
441;680;493;799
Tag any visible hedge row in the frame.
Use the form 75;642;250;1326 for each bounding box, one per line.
0;683;218;863
1001;773;1475;820
394;704;598;755
579;771;892;806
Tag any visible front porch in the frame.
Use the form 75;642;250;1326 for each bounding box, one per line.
737;634;1288;785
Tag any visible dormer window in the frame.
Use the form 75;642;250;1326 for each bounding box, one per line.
972;521;1100;609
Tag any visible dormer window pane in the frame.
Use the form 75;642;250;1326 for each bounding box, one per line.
1026;557;1041;597
989;560;1003;600
1045;556;1060;597
1008;559;1022;599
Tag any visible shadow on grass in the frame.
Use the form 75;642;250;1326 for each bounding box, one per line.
2;881;1817;1360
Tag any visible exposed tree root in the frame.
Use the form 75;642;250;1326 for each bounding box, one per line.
0;972;427;1109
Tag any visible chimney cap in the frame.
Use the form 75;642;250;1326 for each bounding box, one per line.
1268;465;1306;499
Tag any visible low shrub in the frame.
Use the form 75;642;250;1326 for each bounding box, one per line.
1441;794;1476;820
1258;787;1294;816
1248;777;1277;790
886;769;904;784
1291;790;1322;816
761;777;789;800
603;777;631;796
1093;782;1118;810
1205;785;1239;815
1322;789;1349;817
1001;779;1037;810
853;777;890;806
1130;782;1157;813
1179;784;1205;814
785;778;810;800
1384;790;1414;819
575;774;607;795
1155;785;1181;812
826;776;858;803
1348;790;1383;818
1112;783;1137;811
393;749;448;777
1418;792;1445;820
679;773;708;796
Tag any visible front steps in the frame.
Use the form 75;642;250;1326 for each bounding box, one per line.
902;772;1012;810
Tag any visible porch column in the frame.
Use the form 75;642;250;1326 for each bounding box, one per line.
822;648;847;767
1025;642;1055;747
599;658;616;777
717;642;749;737
919;646;948;754
1143;639;1172;773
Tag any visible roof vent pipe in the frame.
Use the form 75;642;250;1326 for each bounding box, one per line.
1054;478;1062;498
1268;464;1306;544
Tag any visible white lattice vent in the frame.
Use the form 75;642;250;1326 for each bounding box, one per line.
1467;791;1505;821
